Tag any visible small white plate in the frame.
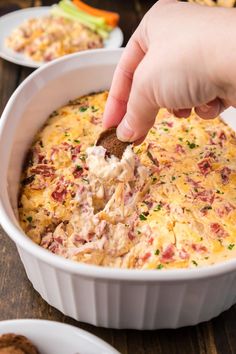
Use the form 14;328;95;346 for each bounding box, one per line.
0;6;124;68
0;319;120;354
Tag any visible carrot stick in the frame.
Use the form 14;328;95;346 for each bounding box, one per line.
73;0;120;27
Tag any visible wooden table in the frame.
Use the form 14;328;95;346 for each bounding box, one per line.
0;1;236;353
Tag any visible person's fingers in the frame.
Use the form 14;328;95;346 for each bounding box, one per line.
116;57;158;142
194;98;225;119
103;34;145;129
171;108;191;118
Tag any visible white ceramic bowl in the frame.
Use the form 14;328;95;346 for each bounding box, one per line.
0;319;119;353
1;49;236;329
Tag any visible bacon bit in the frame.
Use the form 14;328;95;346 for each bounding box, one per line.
220;167;231;185
166;121;173;128
204;151;217;160
175;144;185;154
141;252;151;262
209;138;217;146
90;116;101;125
187;177;201;189
48;242;59;253
32;146;46;164
61;142;71;151
54;236;64;245
37;154;45;164
128;231;135;241
198;159;212;176
31;164;55;178
210;223;228;238
148;237;154;245
161;244;175;262
88;232;95;241
179;248;190;260
40;232;53;249
216;202;235;217
195;189;215;204
218;131;227;141
73;166;83;178
51;184;67;203
71;145;81;160
192;244;207;253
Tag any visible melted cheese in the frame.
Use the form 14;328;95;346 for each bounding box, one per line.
19;91;236;269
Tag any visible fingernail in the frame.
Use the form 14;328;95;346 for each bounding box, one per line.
200;104;211;113
117;118;134;142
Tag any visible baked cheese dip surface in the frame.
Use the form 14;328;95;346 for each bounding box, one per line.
6;16;103;62
19;91;236;269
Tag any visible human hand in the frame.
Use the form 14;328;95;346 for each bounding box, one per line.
103;0;236;142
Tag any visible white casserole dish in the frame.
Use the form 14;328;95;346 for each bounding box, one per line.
1;48;236;329
0;319;119;353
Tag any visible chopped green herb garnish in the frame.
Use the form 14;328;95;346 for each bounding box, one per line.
64;132;69;137
91;105;99;112
76;165;83;171
163;128;169;132
204;257;209;260
74;139;80;143
154;249;160;255
82;178;89;183
154;204;162;212
228;244;235;250
79;154;86;161
79;106;88;112
157;264;163;270
139;214;147;221
152;177;157;183
137;230;141;235
192;260;198;266
216;189;224;194
26;216;32;223
39;141;44;148
178;137;183;142
186;141;198;149
171;176;176;181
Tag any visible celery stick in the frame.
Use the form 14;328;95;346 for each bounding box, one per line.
59;0;106;27
96;28;109;39
51;4;96;30
51;3;111;38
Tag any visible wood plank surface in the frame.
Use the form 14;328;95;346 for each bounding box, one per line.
0;1;236;353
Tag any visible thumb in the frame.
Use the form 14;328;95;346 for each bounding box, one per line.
116;56;159;142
